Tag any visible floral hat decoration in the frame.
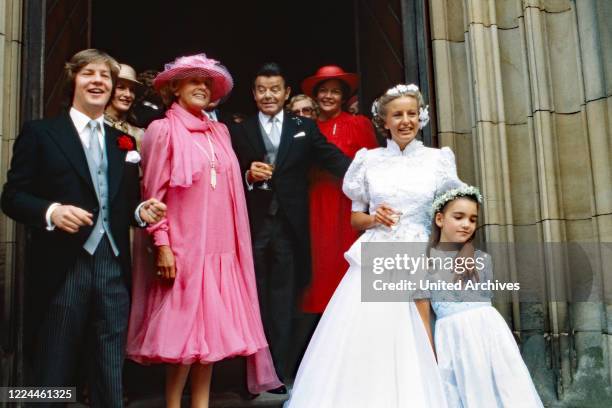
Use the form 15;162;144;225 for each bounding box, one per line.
153;53;234;102
430;182;483;218
371;83;430;129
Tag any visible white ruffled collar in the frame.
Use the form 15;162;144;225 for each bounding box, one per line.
385;138;424;156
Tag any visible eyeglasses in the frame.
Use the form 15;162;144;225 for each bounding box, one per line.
292;106;314;115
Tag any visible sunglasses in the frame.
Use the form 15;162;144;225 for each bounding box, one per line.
292;106;314;115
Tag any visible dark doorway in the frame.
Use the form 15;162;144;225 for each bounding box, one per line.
92;0;357;116
12;0;434;396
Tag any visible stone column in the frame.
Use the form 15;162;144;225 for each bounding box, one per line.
0;0;23;386
429;0;612;404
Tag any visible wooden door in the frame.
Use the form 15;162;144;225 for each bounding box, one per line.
44;0;91;117
354;0;436;145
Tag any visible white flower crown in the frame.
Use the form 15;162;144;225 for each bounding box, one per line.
371;83;430;129
430;185;483;217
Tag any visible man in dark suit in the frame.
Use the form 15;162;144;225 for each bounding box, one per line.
1;49;165;407
230;63;351;392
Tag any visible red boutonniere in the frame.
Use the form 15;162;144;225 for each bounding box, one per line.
117;135;135;151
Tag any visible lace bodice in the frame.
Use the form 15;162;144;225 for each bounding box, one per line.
342;139;459;240
427;250;494;318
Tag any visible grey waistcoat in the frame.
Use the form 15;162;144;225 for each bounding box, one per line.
258;120;280;160
258;120;280;215
82;137;120;256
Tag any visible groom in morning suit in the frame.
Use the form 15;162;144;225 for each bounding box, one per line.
230;63;351;392
1;49;165;407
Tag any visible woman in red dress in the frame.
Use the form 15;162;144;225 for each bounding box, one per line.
300;66;379;313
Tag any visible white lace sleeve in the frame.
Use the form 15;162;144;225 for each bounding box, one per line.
435;147;461;194
342;148;370;212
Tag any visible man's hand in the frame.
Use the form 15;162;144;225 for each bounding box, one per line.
248;161;274;183
157;245;176;280
50;205;94;233
139;198;167;224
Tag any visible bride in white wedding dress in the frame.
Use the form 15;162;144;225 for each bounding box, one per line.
285;84;459;408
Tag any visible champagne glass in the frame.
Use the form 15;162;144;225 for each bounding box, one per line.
258;153;276;191
389;210;403;232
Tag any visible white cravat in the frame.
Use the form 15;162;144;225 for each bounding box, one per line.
69;107;105;151
258;110;284;148
87;120;103;166
268;116;281;147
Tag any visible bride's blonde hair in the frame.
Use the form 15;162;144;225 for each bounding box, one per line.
371;84;428;138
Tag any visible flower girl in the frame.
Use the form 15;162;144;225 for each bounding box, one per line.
426;183;544;408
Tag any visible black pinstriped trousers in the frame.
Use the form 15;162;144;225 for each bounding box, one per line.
32;238;129;407
252;214;296;381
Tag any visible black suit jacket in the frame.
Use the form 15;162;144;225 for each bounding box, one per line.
1;112;141;345
230;112;351;287
209;108;234;127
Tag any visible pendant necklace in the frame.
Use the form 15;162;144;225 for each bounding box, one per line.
194;133;217;190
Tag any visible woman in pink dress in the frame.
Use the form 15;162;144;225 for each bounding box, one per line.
126;54;280;407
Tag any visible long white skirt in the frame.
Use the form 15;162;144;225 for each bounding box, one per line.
435;306;543;408
286;262;447;408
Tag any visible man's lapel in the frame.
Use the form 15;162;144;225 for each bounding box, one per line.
48;112;96;194
275;113;297;170
105;125;126;203
245;115;266;159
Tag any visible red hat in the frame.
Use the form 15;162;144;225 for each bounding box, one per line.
301;65;359;98
153;53;233;102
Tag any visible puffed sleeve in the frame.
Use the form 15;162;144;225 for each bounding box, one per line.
435;147;462;195
141;119;172;247
342;147;370;212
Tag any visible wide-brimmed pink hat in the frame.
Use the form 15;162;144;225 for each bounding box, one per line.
153;53;233;102
301;65;359;98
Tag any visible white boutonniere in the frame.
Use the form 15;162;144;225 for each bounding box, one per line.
125;150;141;163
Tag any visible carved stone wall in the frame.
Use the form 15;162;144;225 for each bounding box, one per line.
430;0;612;405
0;0;22;387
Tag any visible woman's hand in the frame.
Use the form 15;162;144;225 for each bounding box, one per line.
350;203;401;231
157;245;176;280
374;203;400;227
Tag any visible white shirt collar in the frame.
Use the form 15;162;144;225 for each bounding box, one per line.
70;107;104;133
143;100;160;110
70;107;105;148
205;109;219;122
386;138;423;156
258;109;284;129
